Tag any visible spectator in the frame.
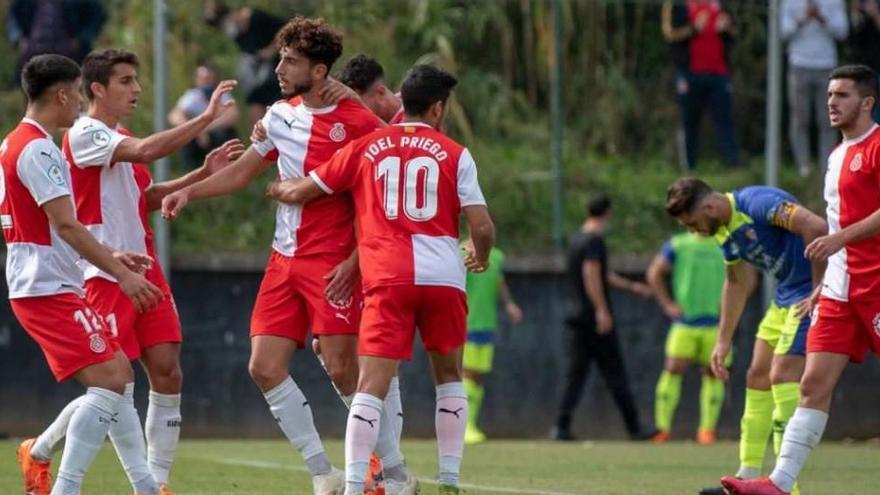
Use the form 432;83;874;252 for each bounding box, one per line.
7;0;106;84
168;64;239;169
661;0;739;169
848;0;880;122
552;195;655;442
204;0;284;126
782;0;848;177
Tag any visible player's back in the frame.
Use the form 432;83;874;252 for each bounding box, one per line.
322;122;486;291
0;120;83;298
670;232;724;322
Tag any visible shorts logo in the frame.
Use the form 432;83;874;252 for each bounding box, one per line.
327;295;353;310
849;152;864;172
329;123;346;142
873;313;880;338
89;333;107;354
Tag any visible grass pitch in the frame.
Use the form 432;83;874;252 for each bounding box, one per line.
1;439;877;494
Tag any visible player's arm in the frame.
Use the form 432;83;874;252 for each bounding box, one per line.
646;253;682;320
42;197;163;312
786;206;829;299
583;259;614;334
712;261;749;380
265;176;327;205
113;81;237;163
608;271;652;297
498;275;524;324
661;1;693;42
161;146;272;220
463;205;495;272
145;139;244;211
806;208;880;261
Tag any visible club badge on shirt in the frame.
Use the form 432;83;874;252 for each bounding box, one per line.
329;123;346;143
849;152;864;172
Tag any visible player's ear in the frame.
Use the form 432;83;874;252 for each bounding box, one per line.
89;81;105;100
313;62;329;80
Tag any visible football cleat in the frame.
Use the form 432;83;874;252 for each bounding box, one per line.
17;438;52;495
464;426;487;445
384;474;419;495
365;453;385;494
313;467;345;495
651;430;671;444
159;484;176;495
696;430;717;445
720;476;789;495
698;487;727;495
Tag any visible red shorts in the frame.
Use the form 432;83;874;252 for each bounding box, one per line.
359;284;467;360
250;251;360;347
11;292;120;382
807;296;880;363
85;265;181;361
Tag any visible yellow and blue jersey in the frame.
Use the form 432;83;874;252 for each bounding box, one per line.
714;186;812;307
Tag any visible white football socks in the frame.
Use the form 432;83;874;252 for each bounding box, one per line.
110;383;159;494
345;393;383;495
31;396;84;461
145;391;182;486
263;376;331;476
435;382;467;487
51;387;121;495
769;407;828;492
386;377;404;443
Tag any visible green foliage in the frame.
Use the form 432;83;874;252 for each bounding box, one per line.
0;1;810;256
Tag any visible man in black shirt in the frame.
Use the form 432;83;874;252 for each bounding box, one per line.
553;194;655;441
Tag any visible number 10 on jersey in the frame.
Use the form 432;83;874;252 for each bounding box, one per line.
375;156;439;221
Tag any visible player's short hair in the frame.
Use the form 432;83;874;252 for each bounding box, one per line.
82;48;140;99
665;177;714;217
338;54;384;93
275;16;343;71
830;64;879;101
400;64;458;116
21;54;81;102
587;194;612;218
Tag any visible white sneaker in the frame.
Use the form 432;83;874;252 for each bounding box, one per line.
384;474;420;495
313;467;345;495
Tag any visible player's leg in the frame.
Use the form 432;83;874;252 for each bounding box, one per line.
140;343;183;490
594;330;648;439
653;324;696;441
698;327;727;444
768;309;808;455
462;333;493;444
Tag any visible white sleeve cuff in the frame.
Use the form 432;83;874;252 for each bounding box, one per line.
309;170;334;194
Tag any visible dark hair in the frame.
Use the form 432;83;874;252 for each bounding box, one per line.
338;54;384;93
665;177;713;217
400;64;458;116
21;54;81;101
830;64;879;101
275;16;343;71
587;194;612;218
82;48;140;99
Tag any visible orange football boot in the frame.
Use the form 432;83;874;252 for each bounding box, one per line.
17;438;52;495
651;430;671;444
697;429;717;445
364;453;386;495
721;476;789;495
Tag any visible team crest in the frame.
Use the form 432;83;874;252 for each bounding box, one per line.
849;152;864;172
873;313;880;338
91;130;111;148
745;228;757;242
327;295;353;310
329;123;346;142
89;333;107;354
47;164;66;186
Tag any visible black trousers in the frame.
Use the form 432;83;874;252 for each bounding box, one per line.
556;322;642;435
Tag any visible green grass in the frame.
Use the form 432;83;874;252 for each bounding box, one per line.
2;439;878;494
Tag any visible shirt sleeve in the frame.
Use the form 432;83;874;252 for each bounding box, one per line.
719;240;741;265
659;240;676;264
582;236;604;261
17;139;71;205
457;148;486;207
68;118;128;168
252;106;278;158
309;141;361;194
738;188;801;232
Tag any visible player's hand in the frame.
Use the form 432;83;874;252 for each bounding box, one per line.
805;232;845;261
324;256;359;306
265;180;283;202
595;309;614;335
162;189;191;221
662;301;684;320
462;241;489;273
203;80;237;120
319;78;358;106
715;12;731;32
203;139;245;175
631;282;653;298
250;119;267;143
710;340;732;381
795;284;822;318
117;270;164;313
113;251;153;274
505;301;524;324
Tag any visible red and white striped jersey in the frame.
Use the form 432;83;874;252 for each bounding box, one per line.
253;97;384;258
310;122;487;292
822;124;880;302
0;119;83;298
63;116;153;282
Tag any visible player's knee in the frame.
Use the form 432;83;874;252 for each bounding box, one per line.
745;364;771;389
798;372;833;408
664;359;688;375
248;360;286;391
325;360;357;395
149;363;183;393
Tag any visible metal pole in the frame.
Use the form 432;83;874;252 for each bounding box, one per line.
550;0;564;252
764;0;783;307
153;0;170;278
